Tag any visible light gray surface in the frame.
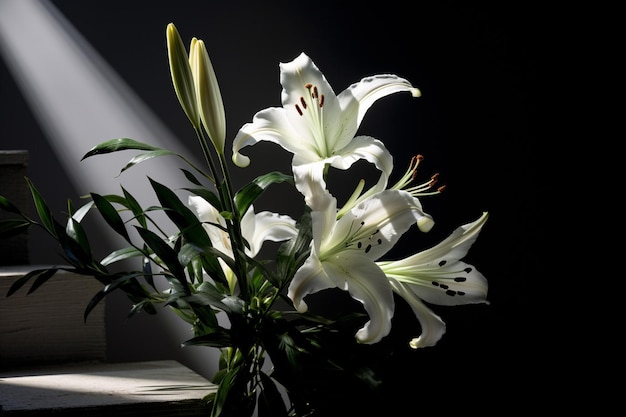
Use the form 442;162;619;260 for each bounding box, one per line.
0;360;216;415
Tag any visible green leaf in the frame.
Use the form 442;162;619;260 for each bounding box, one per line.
84;272;145;321
258;371;288;417
0;195;24;214
27;268;59;294
234;171;293;218
71;200;94;223
149;178;212;250
134;226;188;292
119;149;177;174
81;138;160;160
6;268;56;297
181;168;203;186
101;246;144;266
0;219;31;238
181;329;232;348
65;216;92;259
275;208;312;286
91;193;130;241
25;177;57;237
121;186;148;229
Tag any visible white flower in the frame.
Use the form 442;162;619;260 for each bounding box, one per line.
189;196;297;292
232;52;420;206
377;212;489;348
288;189;433;344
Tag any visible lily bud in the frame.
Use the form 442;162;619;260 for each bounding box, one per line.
166;23;200;129
191;39;226;155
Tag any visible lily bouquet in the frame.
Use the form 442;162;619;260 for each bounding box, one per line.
0;23;489;417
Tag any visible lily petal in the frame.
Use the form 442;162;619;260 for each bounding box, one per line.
377;212;489;348
232;52;419;206
323;190;433;261
379;212;488;306
289;189;431;345
339;73;421;128
188;195;231;256
242;208;297;257
188;196;296;258
325;253;395;344
390;280;446;348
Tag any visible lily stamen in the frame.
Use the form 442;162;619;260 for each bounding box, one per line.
392;155;446;197
295;83;327;156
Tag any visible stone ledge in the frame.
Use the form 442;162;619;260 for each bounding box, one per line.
0;360;216;416
0;266;106;365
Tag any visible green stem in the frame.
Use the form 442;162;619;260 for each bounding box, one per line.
195;128;249;300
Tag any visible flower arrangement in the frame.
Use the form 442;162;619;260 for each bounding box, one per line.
0;23;489;417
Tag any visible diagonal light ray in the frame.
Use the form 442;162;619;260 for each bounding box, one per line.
0;0;198;200
0;0;218;378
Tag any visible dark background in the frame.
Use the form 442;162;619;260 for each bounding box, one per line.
1;0;558;414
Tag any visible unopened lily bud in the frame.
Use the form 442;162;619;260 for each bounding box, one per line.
166;23;200;129
191;39;226;155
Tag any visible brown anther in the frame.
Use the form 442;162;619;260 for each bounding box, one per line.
304;83;313;89
313;86;319;99
300;97;307;109
319;94;325;108
416;154;424;161
295;104;303;116
430;173;439;181
437;185;447;193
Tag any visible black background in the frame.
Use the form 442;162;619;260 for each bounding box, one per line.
1;1;559;414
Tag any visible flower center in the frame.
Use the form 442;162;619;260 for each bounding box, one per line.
294;83;328;157
322;218;385;261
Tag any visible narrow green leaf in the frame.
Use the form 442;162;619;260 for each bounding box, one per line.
65;216;92;259
258;371;289;417
121;187;148;229
27;268;59;294
6;268;52;297
149;178;212;250
134;226;188;292
81;138;160;160
101;246;144;266
0;219;31;238
119;149;178;174
25;177;57;237
181;329;232;348
234;171;293;217
72;200;94;223
91;193;130;241
0;195;23;214
83;272;144;321
181;168;203;186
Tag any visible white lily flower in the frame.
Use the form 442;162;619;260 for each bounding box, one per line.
377;212;489;348
232;52;421;206
288;189;434;344
189;196;298;293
